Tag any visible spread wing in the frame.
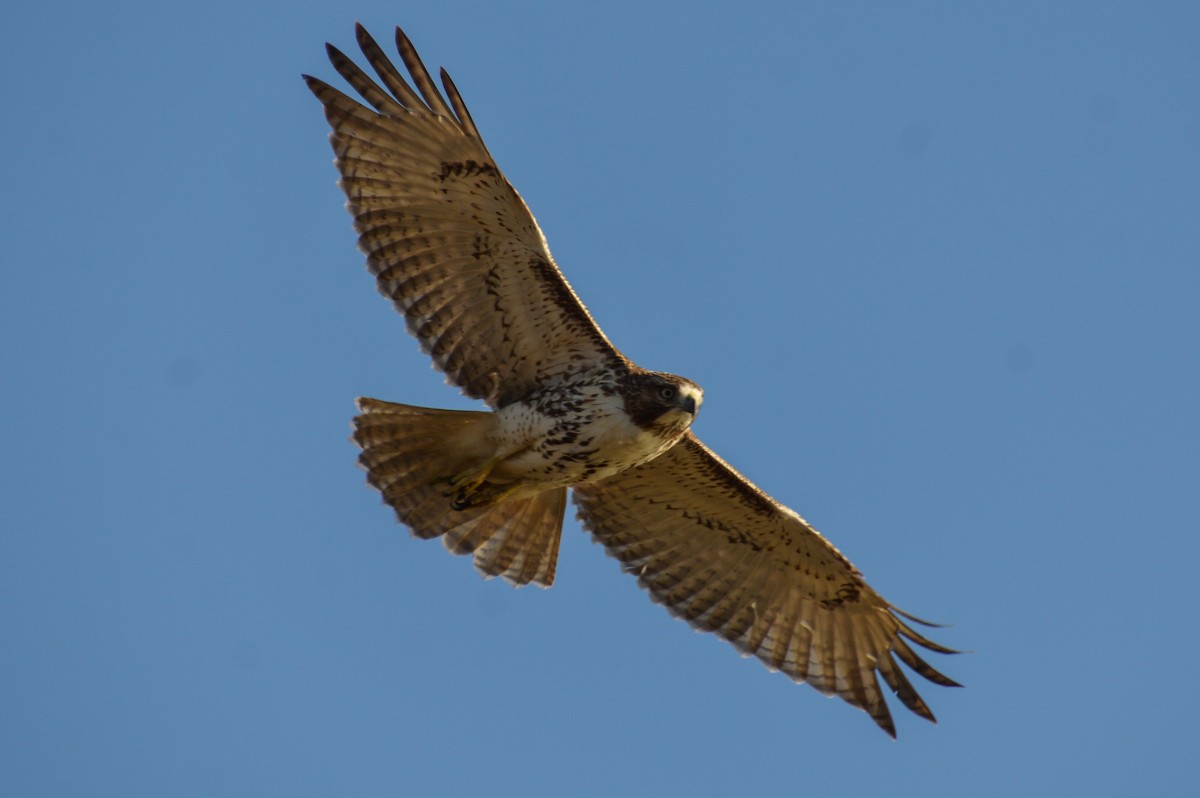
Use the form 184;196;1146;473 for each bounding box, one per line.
304;25;626;407
572;433;960;737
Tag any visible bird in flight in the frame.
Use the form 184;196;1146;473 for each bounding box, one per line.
304;23;959;737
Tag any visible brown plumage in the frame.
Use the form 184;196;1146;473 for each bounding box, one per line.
305;23;960;737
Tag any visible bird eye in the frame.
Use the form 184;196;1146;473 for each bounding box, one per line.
659;386;676;400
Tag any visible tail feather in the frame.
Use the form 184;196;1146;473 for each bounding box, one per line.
467;489;568;586
352;397;565;587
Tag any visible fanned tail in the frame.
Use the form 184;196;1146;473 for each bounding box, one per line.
352;397;565;586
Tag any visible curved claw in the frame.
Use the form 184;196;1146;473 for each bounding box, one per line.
438;456;502;506
450;482;522;510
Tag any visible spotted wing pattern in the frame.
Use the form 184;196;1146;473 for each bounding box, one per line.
573;433;960;736
305;25;626;407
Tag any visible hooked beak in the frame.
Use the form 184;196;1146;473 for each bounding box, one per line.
676;390;700;416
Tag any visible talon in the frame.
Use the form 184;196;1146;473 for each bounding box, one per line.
447;458;499;491
448;481;522;511
438;456;504;508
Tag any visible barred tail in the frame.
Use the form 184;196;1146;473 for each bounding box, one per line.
351;397;565;587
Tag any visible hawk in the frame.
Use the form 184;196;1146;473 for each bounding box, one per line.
305;24;959;737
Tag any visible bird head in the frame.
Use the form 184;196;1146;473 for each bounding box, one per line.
623;371;703;434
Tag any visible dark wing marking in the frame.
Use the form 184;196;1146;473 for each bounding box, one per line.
305;25;626;407
573;432;960;737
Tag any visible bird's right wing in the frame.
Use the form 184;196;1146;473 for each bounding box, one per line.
305;25;627;407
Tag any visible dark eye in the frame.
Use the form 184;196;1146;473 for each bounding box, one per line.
658;386;676;401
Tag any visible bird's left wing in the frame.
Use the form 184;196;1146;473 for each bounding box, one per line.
304;25;626;407
572;433;959;737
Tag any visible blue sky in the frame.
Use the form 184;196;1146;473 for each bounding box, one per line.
3;1;1198;795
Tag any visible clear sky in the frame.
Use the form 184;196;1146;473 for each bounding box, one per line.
3;1;1197;795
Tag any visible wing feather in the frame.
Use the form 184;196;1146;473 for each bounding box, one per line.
354;27;427;113
573;433;960;737
305;25;626;406
326;43;407;117
390;26;457;122
438;68;484;142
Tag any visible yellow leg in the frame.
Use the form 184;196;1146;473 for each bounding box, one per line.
442;455;501;497
438;443;534;510
451;481;523;510
437;455;508;510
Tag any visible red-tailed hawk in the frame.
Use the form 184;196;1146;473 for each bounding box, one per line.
305;24;959;737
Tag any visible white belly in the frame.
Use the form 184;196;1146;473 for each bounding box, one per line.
489;384;677;488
